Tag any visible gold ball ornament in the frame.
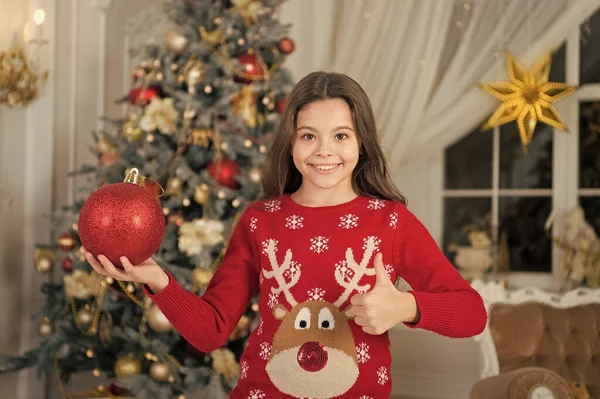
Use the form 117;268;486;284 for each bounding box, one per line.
96;136;116;155
165;30;189;55
182;59;206;87
149;361;172;382
114;354;142;378
248;166;262;183
192;267;213;288
76;308;94;326
193;184;210;205
146;303;173;332
35;254;54;273
38;318;54;336
165;177;183;197
123;120;143;142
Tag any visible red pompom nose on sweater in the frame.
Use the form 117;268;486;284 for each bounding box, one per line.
297;341;328;372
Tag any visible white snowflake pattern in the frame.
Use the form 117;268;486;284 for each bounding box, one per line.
358;396;373;399
265;200;281;212
261;238;278;255
356;342;371;364
285;215;304;230
268;292;279;308
257;319;264;335
307;287;326;301
363;236;381;252
384;264;394;277
389;212;398;228
367;199;386;210
259;272;264;285
247;389;266;399
259;342;272;360
250;217;258;232
310;236;329;254
377;366;389;385
335;260;355;283
283;260;301;281
339;213;359;229
240;361;249;380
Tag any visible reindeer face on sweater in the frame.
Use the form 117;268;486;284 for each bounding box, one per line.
261;237;378;399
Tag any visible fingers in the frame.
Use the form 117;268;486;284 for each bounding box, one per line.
120;256;135;274
350;293;366;306
84;251;108;275
97;255;131;281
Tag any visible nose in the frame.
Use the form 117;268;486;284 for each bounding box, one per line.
316;139;333;157
297;341;328;372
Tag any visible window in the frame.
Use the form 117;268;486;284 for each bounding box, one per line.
443;12;600;289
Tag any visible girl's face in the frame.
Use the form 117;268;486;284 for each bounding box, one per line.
292;98;360;195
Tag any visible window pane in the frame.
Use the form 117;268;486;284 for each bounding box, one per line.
580;197;600;237
549;42;566;84
443;197;492;264
580;10;600;85
498;197;552;273
445;128;493;189
499;123;552;189
579;102;600;188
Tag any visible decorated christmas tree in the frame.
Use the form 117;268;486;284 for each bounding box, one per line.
0;0;295;397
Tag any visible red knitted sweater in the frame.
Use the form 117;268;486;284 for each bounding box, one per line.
144;194;487;398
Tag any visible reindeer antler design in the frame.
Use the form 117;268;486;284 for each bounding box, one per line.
334;237;377;307
262;239;300;307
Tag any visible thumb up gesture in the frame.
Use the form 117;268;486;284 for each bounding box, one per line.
345;253;419;335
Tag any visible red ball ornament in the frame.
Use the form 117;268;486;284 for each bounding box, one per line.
57;233;77;251
277;37;295;55
277;97;287;114
62;258;73;274
297;341;327;372
128;86;163;106
234;53;265;84
207;158;240;189
77;168;165;267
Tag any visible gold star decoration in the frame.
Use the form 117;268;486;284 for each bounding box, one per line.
480;52;577;151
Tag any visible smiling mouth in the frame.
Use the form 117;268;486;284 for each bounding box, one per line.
309;163;341;173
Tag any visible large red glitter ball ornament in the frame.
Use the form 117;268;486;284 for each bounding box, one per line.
207;158;240;189
234;53;264;84
297;341;327;372
77;168;165;267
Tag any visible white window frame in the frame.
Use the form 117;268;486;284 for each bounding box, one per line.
442;30;600;291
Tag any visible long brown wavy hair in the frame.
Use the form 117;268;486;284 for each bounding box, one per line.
260;71;407;204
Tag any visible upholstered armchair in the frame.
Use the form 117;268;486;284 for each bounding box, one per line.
469;280;600;399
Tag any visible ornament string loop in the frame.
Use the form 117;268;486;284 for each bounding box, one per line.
123;168;165;197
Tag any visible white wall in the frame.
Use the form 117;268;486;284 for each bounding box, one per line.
0;0;55;398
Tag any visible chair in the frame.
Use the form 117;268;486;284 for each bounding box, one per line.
469;279;600;399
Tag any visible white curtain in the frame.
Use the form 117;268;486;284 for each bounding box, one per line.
279;0;600;171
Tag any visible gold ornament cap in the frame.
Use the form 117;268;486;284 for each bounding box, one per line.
123;168;146;187
123;168;165;196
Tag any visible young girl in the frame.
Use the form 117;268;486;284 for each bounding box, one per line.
85;71;487;399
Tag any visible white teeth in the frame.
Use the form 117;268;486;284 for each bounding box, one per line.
314;164;339;170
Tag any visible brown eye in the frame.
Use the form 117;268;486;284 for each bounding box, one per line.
335;133;349;140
